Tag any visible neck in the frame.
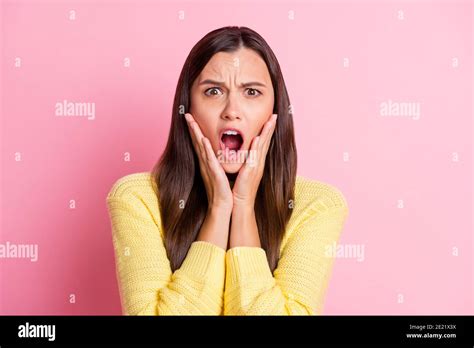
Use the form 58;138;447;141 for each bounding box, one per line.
226;172;237;189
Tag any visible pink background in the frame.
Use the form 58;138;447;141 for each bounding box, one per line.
1;0;472;314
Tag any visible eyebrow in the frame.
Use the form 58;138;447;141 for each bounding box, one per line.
198;79;267;88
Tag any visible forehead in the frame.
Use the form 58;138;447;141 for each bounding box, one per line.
199;48;271;82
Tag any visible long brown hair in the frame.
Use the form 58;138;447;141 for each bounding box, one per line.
151;26;297;273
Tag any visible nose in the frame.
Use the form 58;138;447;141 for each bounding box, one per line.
220;92;242;121
221;112;241;121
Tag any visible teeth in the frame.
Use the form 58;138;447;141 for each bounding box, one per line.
223;130;239;135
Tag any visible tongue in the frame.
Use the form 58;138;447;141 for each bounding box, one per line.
222;134;242;151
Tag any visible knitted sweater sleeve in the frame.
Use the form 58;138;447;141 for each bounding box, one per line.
224;190;349;315
106;192;225;315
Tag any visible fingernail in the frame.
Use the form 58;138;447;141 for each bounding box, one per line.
184;113;190;121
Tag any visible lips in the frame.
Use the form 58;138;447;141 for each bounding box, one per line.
219;128;244;151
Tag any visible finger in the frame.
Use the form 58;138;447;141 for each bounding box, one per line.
262;114;277;145
246;136;260;168
191;121;212;169
186;118;199;152
259;113;277;156
200;136;209;162
252;114;277;173
185;113;207;163
184;113;199;150
199;137;212;183
257;114;276;142
202;137;223;174
185;115;212;185
190;121;208;163
186;113;206;144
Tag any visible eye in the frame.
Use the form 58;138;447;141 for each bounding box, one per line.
204;87;223;96
245;88;262;97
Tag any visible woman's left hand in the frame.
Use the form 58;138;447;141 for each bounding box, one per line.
232;113;278;209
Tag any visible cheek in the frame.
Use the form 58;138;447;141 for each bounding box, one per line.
250;94;274;117
190;114;220;152
190;96;216;137
194;116;214;140
252;121;267;138
191;94;208;117
251;110;273;137
246;95;273;112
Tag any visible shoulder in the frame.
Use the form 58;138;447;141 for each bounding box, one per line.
106;171;157;201
294;175;348;214
105;171;162;230
281;175;349;250
288;175;348;231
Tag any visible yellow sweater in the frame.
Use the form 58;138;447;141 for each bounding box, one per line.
106;172;349;315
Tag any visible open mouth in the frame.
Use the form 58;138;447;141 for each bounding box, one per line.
220;130;244;151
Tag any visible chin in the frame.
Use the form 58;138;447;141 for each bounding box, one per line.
222;162;244;174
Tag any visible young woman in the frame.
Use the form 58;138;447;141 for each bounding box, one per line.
106;26;349;315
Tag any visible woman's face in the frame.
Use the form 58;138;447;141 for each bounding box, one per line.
190;47;275;174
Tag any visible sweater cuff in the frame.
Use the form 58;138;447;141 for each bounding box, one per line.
179;241;226;285
225;247;274;287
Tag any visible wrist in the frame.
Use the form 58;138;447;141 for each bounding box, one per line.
197;205;231;251
232;201;255;214
208;204;232;218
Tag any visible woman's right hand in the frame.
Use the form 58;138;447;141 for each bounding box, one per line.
184;113;233;215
